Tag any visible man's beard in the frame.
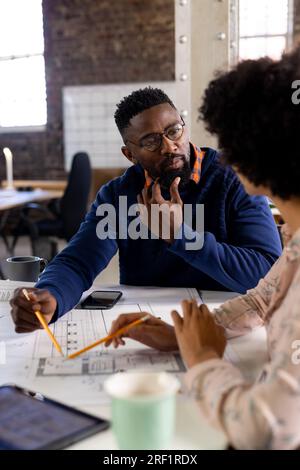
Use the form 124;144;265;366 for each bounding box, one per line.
148;154;192;190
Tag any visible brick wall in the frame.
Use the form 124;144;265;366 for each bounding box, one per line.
0;0;175;181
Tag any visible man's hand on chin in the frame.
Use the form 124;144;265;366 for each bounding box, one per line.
137;177;183;244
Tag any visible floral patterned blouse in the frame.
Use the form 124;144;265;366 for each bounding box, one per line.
185;224;300;449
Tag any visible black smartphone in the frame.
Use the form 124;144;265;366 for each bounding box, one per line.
0;384;109;450
80;290;123;309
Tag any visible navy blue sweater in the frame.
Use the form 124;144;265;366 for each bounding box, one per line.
36;147;282;319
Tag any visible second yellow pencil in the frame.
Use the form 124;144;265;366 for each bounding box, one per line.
68;314;151;359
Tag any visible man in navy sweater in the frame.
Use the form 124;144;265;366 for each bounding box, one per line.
10;87;281;331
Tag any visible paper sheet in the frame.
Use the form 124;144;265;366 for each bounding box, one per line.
1;283;269;407
1;285;199;406
0;280;34;302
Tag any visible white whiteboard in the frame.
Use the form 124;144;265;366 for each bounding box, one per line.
63;81;177;170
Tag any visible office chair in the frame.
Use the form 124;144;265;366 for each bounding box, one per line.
12;152;92;259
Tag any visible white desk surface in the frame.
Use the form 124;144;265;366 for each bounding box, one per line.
0;285;268;450
0;188;63;211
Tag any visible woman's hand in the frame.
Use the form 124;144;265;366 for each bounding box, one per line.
105;312;178;352
171;300;226;368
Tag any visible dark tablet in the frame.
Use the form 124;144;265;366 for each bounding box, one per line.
0;384;109;450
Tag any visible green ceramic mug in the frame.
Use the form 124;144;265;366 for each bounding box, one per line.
104;371;180;450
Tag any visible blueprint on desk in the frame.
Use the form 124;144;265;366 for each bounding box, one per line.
1;286;199;406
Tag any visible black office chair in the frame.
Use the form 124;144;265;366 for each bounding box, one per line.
12;152;92;259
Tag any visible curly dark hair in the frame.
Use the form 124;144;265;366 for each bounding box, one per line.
114;86;176;135
200;47;300;199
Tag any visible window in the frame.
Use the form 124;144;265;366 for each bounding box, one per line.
239;0;293;60
0;0;47;129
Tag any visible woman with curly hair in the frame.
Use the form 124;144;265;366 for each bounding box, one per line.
107;48;300;449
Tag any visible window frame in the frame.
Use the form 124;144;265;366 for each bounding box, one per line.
238;0;294;61
0;1;47;133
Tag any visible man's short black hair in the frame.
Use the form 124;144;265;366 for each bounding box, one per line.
200;47;300;200
114;86;176;135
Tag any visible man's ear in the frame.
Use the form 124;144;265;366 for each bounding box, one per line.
122;146;137;164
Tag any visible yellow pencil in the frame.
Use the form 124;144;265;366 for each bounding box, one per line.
68;314;151;360
22;288;63;357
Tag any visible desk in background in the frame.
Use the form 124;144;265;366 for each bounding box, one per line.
0;188;65;256
0;188;64;212
2;180;67;191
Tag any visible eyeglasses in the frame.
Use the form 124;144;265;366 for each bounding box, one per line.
125;120;185;152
